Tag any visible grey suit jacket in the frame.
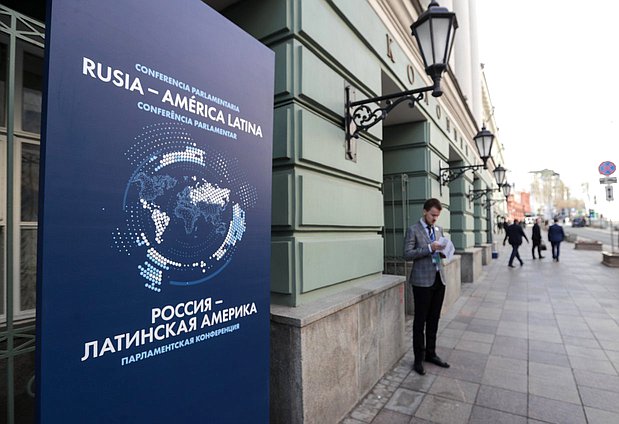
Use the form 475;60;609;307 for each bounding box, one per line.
403;221;446;287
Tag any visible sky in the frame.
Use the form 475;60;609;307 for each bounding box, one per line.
475;0;619;220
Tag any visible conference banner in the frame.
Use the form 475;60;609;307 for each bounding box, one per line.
36;1;274;422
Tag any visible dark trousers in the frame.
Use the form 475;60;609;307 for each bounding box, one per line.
532;240;542;258
509;243;523;265
551;241;561;259
412;272;445;362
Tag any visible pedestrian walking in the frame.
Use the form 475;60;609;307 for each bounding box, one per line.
503;219;529;267
548;218;565;261
531;218;545;259
403;198;451;376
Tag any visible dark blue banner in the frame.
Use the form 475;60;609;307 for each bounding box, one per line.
36;1;274;422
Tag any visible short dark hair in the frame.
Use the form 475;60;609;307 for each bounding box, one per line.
423;198;442;211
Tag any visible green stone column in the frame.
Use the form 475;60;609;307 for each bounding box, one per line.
448;164;475;251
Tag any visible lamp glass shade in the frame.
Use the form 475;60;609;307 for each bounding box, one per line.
502;183;512;197
411;3;458;72
473;126;494;162
493;165;506;187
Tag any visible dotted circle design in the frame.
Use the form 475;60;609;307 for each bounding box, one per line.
112;123;257;292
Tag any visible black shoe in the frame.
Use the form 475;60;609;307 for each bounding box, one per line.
539;256;545;259
520;261;524;266
508;264;515;268
425;355;450;368
413;362;426;375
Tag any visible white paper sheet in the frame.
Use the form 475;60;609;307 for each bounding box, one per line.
438;236;455;262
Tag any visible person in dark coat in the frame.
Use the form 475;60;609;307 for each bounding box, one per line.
531;218;545;259
503;219;529;267
547;218;566;261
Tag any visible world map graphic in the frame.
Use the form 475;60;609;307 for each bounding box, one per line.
112;123;257;292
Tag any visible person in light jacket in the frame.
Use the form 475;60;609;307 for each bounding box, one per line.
403;198;450;376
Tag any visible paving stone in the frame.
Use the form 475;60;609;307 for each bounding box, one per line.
528;361;574;381
599;339;619;352
468;405;527;424
527;349;571;367
414;394;473;424
383;388;423;416
485;355;527;375
341;417;367;424
579;386;619;413
481;367;528;393
565;344;608;360
568;355;616;374
370;409;411;424
528;376;580;404
528;339;566;354
583;407;619;424
400;372;436;393
562;335;600;348
460;331;495;344
528;395;587;424
340;417;367;424
475;385;527;416
428;375;479;403
454;339;492;355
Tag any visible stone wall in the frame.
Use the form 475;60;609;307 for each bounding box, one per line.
457;247;483;283
270;275;407;424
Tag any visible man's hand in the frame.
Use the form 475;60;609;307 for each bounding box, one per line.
431;241;444;252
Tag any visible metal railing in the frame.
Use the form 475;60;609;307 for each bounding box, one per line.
1;5;45;424
383;174;409;275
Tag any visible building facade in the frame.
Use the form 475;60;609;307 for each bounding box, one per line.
0;1;509;422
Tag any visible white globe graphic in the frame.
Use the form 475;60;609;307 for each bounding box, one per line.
113;123;256;292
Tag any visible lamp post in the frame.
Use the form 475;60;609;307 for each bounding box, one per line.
344;1;458;160
411;1;459;97
439;125;496;190
493;164;506;187
467;164;508;203
502;182;512;199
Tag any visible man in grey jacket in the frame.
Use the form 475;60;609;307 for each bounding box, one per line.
404;198;450;375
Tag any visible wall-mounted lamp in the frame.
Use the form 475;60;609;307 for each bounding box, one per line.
502;182;512;199
467;188;493;203
344;1;458;161
439;126;495;191
493;164;506;187
466;165;508;203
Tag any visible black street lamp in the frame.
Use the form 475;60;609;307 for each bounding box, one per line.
502;182;512;199
411;0;459;97
439;125;496;189
467;164;508;203
493;164;507;187
344;1;458;160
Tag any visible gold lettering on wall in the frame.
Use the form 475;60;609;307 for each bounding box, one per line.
407;65;415;84
386;34;395;63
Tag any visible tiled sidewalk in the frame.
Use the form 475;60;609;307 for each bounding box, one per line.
341;241;619;424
